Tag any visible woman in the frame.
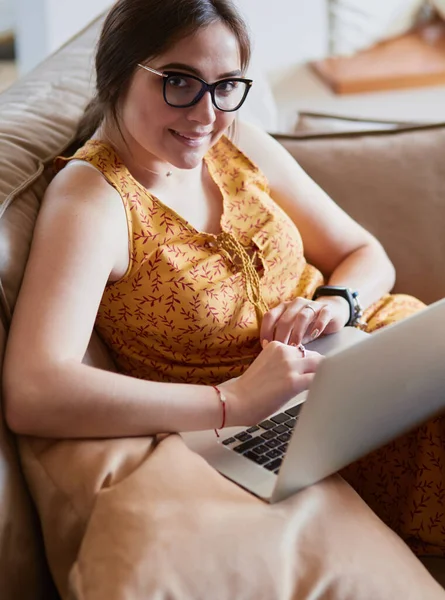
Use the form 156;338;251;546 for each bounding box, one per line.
3;0;441;559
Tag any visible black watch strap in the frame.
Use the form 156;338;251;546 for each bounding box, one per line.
312;285;364;327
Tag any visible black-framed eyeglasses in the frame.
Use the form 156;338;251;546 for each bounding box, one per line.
137;64;253;112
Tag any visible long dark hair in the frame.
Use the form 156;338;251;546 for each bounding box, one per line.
77;0;251;143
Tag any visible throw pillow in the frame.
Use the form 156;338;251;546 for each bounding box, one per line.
329;0;425;56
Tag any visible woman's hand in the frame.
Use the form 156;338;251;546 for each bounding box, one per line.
260;296;350;347
218;341;324;427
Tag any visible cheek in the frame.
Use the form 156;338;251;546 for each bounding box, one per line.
124;99;172;145
211;110;236;133
122;80;170;132
121;91;146;132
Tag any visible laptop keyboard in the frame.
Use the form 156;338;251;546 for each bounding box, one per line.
220;404;302;474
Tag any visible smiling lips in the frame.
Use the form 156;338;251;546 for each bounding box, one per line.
170;129;211;147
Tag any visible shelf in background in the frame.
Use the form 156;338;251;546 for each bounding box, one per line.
310;20;445;95
0;30;14;60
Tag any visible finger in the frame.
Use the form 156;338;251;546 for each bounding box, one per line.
302;304;332;344
273;304;304;345
297;355;324;374
290;372;316;394
297;343;306;358
287;305;317;346
260;303;288;345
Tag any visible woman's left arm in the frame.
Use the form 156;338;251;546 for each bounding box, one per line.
237;122;395;343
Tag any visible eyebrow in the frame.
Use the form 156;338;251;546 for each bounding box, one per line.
157;62;242;79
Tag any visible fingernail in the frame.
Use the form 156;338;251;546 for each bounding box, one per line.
311;329;320;340
261;339;269;349
290;343;297;347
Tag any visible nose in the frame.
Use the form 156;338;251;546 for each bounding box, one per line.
187;90;217;126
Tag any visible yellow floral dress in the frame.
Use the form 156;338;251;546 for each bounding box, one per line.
56;136;443;556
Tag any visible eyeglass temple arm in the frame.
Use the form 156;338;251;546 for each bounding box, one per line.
137;64;168;78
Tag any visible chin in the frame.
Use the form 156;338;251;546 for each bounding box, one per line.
169;145;212;170
175;153;207;170
166;129;222;167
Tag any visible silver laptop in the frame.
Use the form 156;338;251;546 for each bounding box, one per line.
181;298;445;503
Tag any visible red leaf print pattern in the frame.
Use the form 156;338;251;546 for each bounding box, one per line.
166;276;194;292
131;271;143;292
136;294;161;308
159;213;176;236
205;304;220;324
165;291;180;313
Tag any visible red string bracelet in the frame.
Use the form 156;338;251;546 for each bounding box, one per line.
212;385;226;438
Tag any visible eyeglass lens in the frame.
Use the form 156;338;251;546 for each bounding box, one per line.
165;75;248;111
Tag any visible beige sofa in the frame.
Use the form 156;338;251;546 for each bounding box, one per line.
1;13;445;600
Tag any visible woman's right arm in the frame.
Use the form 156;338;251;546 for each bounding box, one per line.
3;165;321;439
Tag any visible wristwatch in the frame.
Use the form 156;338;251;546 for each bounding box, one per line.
312;285;364;328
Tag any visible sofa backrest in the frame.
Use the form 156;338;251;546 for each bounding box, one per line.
0;18;103;321
276;125;445;305
0;15;105;597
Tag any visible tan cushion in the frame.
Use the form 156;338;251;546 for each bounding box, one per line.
18;434;445;600
274;123;445;305
0;321;55;598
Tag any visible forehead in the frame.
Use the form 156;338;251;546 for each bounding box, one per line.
154;21;241;76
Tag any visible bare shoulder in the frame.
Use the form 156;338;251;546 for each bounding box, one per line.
236;121;303;188
44;159;124;221
236;120;277;151
38;160;129;279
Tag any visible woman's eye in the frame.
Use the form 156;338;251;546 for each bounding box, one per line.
218;81;238;94
167;76;189;88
